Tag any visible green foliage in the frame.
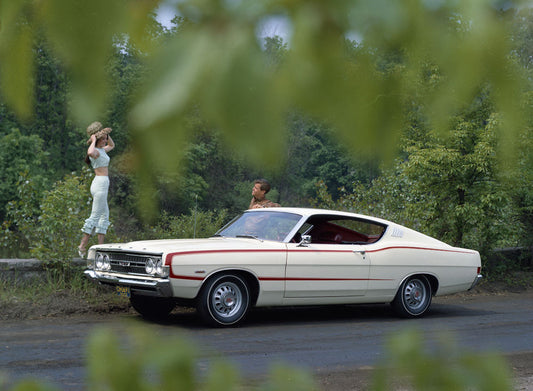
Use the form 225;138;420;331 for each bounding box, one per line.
129;1;524;175
3;168;119;271
1;168;119;262
0;1;531;274
399;113;517;253
0;129;48;221
144;209;230;240
30;170;93;267
274;113;380;206
0;4;529;387
7;380;57;391
3;326;513;391
372;329;512;391
313;92;527;259
0;172;45;257
504;92;533;247
87;327;195;390
30;38;78;177
2;0;525;182
260;364;318;391
84;325;319;391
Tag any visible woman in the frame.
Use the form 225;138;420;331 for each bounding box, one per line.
77;121;115;258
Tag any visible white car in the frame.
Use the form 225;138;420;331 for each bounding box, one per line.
84;207;482;326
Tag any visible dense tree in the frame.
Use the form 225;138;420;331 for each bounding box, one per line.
0;129;48;221
316;91;526;259
274;113;379;206
0;1;532;262
504;93;533;248
3;1;521;181
506;8;533;248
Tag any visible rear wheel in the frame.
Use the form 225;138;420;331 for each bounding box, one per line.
391;275;432;317
197;274;250;327
130;294;175;320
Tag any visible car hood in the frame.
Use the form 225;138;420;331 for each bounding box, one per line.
90;237;284;255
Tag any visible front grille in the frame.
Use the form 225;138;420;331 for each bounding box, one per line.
98;251;163;275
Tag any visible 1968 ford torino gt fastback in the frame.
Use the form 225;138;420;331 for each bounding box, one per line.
84;207;482;326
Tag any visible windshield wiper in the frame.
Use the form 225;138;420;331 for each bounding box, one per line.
211;234;224;237
236;234;259;240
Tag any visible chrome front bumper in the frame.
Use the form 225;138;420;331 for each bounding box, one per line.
469;274;483;290
84;270;173;297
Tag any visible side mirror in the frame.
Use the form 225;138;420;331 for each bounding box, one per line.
298;234;311;247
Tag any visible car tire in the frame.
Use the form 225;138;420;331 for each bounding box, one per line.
391;275;432;317
197;274;250;327
130;294;175;320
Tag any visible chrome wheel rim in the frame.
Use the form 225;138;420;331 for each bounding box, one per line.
211;282;243;318
403;279;427;311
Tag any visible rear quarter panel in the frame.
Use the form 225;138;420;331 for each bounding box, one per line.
365;225;481;298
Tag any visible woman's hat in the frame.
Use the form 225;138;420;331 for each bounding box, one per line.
86;121;112;144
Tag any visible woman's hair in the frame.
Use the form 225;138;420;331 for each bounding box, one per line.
85;135;107;166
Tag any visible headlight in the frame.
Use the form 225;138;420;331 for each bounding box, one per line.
155;259;164;275
103;254;111;270
95;252;111;271
145;257;156;274
145;257;167;277
95;253;105;270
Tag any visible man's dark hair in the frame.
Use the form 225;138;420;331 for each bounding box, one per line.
254;179;271;194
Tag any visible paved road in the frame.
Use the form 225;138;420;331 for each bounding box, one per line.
1;291;533;390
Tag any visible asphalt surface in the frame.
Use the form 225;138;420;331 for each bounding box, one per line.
1;290;533;390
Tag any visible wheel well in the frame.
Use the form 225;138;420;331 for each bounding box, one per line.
399;273;439;296
200;270;260;306
421;274;439;295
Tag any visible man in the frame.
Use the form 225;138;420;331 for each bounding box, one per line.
249;179;280;209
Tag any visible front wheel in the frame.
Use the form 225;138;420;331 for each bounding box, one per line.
391;275;432;317
197;274;250;327
130;294;175;320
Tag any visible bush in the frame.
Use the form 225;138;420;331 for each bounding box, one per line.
0;129;48;222
30;169;93;271
144;209;230;240
0;171;45;258
1;167;230;272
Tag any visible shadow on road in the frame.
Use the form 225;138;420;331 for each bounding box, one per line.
136;299;496;329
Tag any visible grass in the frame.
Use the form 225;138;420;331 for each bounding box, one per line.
0;267;131;320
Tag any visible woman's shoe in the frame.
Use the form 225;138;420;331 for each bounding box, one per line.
77;247;86;259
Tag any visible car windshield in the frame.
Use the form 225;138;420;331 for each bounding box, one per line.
216;211;302;242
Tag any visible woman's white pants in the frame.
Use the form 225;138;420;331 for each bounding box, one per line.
82;175;110;235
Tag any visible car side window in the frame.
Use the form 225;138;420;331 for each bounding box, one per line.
306;216;386;245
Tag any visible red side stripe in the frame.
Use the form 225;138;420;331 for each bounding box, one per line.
165;245;473;266
365;246;476;254
259;277;393;282
169;275;392;282
165;245;473;280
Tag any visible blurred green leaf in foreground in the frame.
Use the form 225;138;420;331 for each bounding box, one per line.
1;326;514;390
373;328;513;391
0;0;529;185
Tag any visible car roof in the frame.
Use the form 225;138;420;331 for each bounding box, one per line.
245;207;392;227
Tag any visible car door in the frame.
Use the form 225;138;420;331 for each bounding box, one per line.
284;242;370;298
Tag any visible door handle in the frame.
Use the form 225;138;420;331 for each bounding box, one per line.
353;250;366;260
